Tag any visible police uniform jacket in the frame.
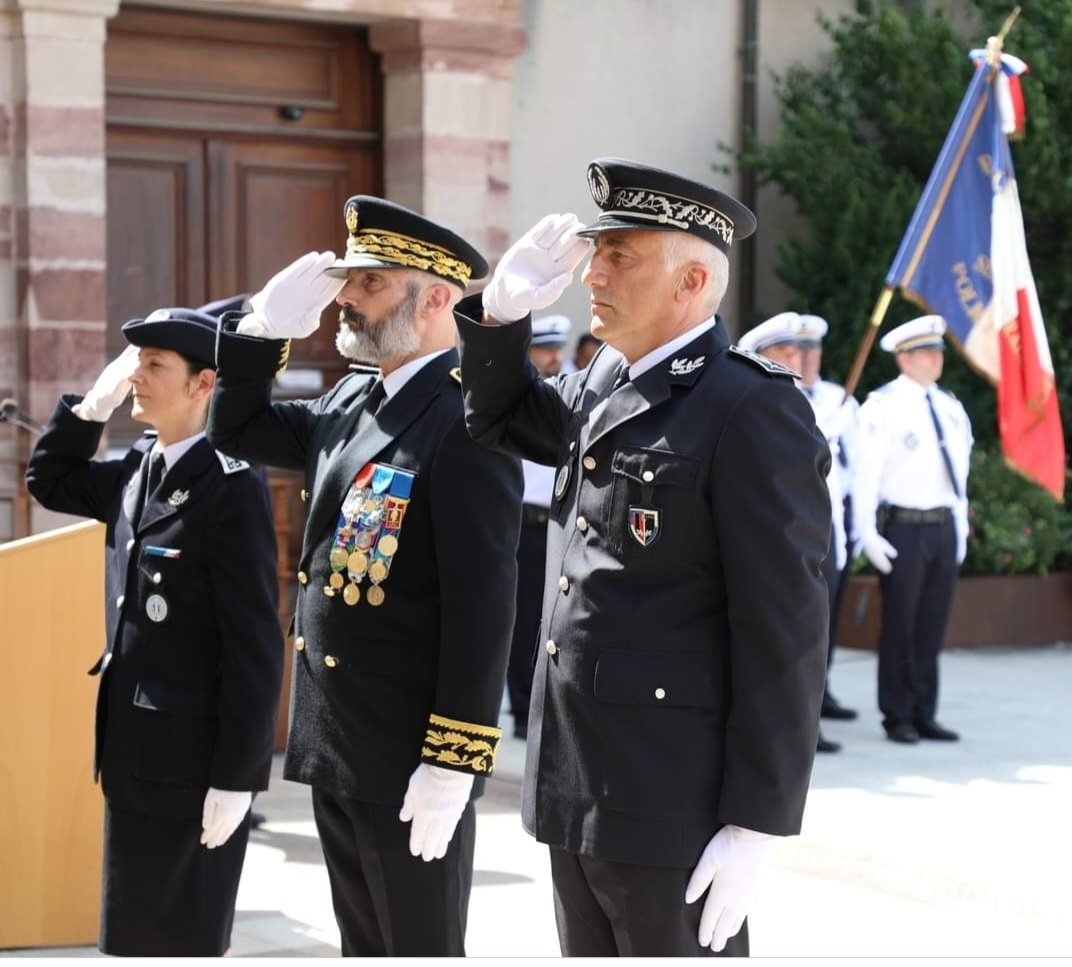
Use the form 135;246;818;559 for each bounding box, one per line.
207;318;523;805
25;397;284;819
457;311;832;868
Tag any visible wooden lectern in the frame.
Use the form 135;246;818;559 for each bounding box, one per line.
0;521;105;949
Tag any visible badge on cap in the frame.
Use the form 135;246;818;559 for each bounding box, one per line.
588;163;611;206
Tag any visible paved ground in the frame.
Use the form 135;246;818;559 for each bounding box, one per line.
6;644;1071;958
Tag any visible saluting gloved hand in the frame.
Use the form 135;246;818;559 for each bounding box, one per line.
398;763;474;862
200;788;252;849
73;344;140;422
482;213;590;323
685;825;778;953
239;251;345;339
860;530;898;574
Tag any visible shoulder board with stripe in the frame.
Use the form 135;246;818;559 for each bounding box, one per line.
216;451;250;474
728;345;800;379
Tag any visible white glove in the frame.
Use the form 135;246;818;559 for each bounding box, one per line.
482;213;590;323
200;787;252;849
398;764;474;862
240;251;345;339
685;825;778;953
73;344;140;422
860;530;899;574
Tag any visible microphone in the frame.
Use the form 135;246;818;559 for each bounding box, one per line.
0;398;43;436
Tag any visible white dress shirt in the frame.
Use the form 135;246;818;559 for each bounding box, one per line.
627;317;715;379
151;431;206;473
853;374;973;548
382;348;451;399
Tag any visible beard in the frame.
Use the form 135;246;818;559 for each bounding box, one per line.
335;282;422;363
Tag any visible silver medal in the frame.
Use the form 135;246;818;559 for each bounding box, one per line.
145;593;169;623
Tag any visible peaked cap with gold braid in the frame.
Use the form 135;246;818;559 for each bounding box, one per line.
324;195;488;290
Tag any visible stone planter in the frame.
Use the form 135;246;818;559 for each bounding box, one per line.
836;573;1072;650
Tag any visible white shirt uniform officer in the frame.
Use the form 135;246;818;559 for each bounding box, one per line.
796;313;861;725
853;315;972;744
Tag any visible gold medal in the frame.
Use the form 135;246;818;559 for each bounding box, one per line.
323;586;336;598
356;530;376;551
330;547;349;570
366;585;386;607
378;534;399;556
347;550;368;575
343;582;360;606
340;525;354;540
329;571;345;590
369;560;388;583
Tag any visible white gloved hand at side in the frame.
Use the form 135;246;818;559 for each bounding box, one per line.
240;251;345;339
398;764;474;862
73;344;140;422
200;788;252;849
481;213;590;323
860;530;899;574
685;825;778;952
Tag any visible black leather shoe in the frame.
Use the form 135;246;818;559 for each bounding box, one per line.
250;811;267;829
885;722;920;744
816;731;841;753
916;720;959;741
821;695;859;721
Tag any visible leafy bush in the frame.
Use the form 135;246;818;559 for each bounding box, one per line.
963;448;1068;575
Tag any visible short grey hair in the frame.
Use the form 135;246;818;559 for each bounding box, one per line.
663;233;729;315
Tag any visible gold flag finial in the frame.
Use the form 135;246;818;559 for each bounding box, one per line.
986;6;1021;66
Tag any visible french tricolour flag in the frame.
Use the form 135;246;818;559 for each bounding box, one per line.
885;49;1065;498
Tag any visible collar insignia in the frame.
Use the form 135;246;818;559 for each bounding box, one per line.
669;356;706;376
167;489;190;507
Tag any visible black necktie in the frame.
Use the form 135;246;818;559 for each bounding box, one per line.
926;391;961;498
355;379;387;435
611;364;630;393
137;451;164;524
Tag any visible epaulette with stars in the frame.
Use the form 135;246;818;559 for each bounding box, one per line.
728;345;800;379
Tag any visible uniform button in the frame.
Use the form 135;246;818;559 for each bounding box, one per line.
654;687;666;700
300;489;309;502
545;640;558;656
298;570;309;585
116;595;125;609
642;470;655;483
582;456;597;471
152;573;162;585
294;636;306;652
576;516;588;532
126;538;135;551
569;441;576;452
558;575;570;592
324;655;338;668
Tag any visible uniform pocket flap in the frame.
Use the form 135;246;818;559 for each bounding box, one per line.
133;680;215;716
593;649;717;708
611;448;698;486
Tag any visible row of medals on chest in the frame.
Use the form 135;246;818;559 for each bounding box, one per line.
324;491;401;607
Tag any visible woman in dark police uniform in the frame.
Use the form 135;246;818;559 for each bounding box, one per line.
26;308;283;956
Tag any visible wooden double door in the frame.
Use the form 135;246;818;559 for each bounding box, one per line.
105;6;383;747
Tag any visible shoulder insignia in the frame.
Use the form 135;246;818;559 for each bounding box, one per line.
449;367;462;385
216;451;250;474
728;345;800;379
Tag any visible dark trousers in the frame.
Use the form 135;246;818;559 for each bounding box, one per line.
507;513;549;725
877;517;957;728
311;788;476;956
549;847;748;957
100;801;250;956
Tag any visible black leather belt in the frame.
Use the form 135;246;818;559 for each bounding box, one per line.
522;504;550;526
883;504;953;525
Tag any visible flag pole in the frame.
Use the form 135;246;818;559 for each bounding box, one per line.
841;286;893;401
840;5;1021;404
